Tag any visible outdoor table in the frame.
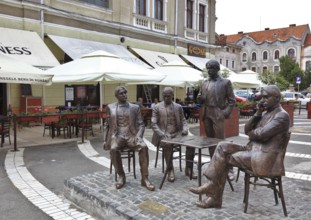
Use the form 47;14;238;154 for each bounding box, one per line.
159;135;223;201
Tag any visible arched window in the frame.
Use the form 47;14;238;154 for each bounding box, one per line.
251;67;257;72
273;66;280;72
262;66;268;72
251;52;256;61
274;50;280;59
242;53;247;62
263;51;268;61
288;48;296;58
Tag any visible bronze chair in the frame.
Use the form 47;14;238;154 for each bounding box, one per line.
240;132;291;216
188;107;200;123
110;148;136;181
55;118;69;139
0;117;11;148
77;111;99;139
154;143;182;173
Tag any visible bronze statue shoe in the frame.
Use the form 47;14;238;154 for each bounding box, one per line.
189;183;214;195
167;169;175;182
185;168;198;179
141;177;155;191
195;197;222;209
115;175;126;189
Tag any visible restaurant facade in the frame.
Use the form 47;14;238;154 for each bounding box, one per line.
0;0;218;115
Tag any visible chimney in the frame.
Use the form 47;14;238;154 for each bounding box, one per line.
289;24;296;27
265;28;270;30
238;31;243;34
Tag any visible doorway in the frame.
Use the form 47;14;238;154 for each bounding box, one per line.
0;83;7;115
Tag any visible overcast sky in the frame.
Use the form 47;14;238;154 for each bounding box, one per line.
215;0;311;35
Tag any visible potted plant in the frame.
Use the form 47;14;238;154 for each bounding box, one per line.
236;101;256;117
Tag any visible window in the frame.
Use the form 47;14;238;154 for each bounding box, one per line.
226;60;229;67
242;67;247;71
287;48;296;58
251;52;256;61
219;58;222;64
263;51;268;60
136;0;146;16
154;0;163;20
232;61;235;69
186;0;193;29
274;66;280;72
242;53;247;62
226;47;229;52
78;0;109;8
251;67;256;72
306;61;311;71
262;66;268;72
274;50;280;59
233;49;235;53
199;4;205;32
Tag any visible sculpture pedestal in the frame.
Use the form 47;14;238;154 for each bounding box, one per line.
281;102;294;127
307;102;311;119
199;107;239;138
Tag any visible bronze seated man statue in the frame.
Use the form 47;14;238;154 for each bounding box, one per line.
103;86;155;191
151;87;197;182
190;85;290;208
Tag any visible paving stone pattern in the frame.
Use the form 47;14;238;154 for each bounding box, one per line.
64;160;311;220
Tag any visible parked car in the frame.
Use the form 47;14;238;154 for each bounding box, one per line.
281;92;311;105
306;93;311;98
235;95;247;103
234;89;256;101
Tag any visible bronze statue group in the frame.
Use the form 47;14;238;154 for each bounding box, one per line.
103;60;290;209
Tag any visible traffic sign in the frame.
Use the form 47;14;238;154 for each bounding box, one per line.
296;76;301;84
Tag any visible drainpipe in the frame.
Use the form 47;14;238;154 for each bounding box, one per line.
174;0;178;54
40;0;44;39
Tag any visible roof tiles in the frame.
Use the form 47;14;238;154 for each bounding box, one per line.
225;24;309;44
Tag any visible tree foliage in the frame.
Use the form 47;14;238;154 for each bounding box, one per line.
258;71;289;91
279;56;305;90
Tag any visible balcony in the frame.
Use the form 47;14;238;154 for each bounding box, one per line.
185;28;209;43
133;14;167;33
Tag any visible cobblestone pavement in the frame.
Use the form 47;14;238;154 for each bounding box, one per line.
64;161;311;220
2;110;311;220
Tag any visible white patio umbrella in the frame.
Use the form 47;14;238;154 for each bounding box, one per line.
152;60;203;87
129;60;203;87
46;50;166;111
47;50;166;83
228;70;263;88
0;53;54;85
127;60;203;101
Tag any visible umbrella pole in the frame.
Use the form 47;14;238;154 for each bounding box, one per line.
42;85;45;108
100;82;103;131
7;84;11;108
174;87;176;102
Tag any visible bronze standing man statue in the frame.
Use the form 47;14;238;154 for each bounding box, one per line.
103;86;155;191
151;87;196;182
190;85;290;208
197;59;236;180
